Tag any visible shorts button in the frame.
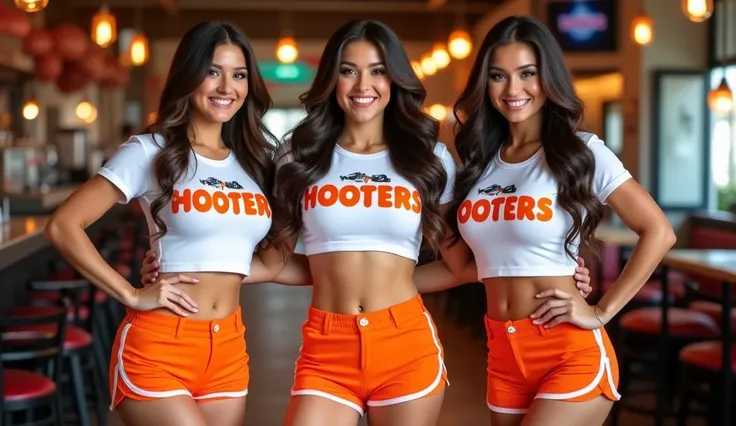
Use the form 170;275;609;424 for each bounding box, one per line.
507;326;516;334
213;324;220;333
359;318;369;327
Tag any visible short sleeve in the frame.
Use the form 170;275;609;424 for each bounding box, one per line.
97;136;154;204
434;142;457;204
586;134;632;204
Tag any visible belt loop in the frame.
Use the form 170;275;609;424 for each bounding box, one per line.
234;315;242;333
321;314;333;335
388;305;403;329
175;317;185;338
536;322;546;337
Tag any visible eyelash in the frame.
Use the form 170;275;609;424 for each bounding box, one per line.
339;68;386;76
489;70;536;81
208;69;247;79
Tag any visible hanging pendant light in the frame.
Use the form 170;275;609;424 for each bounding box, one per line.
91;4;117;48
276;37;298;64
448;29;472;59
14;0;48;13
129;33;149;66
708;77;734;116
21;99;39;120
682;0;714;23
432;43;451;69
420;53;437;77
631;13;654;46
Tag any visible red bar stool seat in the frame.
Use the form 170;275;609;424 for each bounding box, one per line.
619;307;720;338
3;369;56;402
11;304;90;322
680;341;736;372
688;300;736;332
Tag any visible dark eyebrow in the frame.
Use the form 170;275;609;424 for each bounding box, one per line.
211;63;248;71
489;64;537;72
340;61;385;68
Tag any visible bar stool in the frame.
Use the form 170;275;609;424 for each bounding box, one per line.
9;281;108;426
610;303;721;425
1;309;66;426
676;341;736;425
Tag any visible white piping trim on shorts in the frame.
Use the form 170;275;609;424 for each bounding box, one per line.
366;312;448;407
487;402;528;414
290;335;366;417
194;390;248;400
534;328;622;401
291;389;365;416
109;323;248;410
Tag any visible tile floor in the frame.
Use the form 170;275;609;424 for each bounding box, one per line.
104;284;706;426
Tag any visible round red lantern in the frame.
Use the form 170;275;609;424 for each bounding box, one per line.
78;46;106;81
56;61;90;94
52;24;89;61
0;3;32;38
34;53;62;82
23;28;53;57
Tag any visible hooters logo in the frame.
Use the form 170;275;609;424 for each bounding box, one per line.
458;183;552;224
171;188;271;217
304;183;421;213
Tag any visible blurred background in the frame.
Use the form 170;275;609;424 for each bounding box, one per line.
1;1;735;425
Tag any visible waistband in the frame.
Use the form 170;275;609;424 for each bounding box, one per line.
484;315;579;340
307;294;427;334
124;308;244;338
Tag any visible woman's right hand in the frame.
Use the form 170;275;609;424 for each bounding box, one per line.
129;275;199;316
141;250;160;284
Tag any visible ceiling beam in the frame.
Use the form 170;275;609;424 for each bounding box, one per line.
68;0;494;14
427;0;449;11
47;7;486;42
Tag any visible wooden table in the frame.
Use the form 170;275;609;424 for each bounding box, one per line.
592;224;638;299
0;215;51;269
657;249;736;426
2;185;77;214
596;224;639;246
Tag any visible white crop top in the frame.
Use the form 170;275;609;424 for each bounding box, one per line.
277;142;456;261
97;133;272;276
457;132;631;280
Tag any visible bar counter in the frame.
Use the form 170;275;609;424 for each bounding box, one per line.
0;215;51;270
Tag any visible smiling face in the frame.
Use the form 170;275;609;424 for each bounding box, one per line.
190;43;249;123
487;42;547;124
335;40;391;125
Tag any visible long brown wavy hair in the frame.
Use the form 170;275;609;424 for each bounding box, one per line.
146;22;277;245
272;19;447;255
448;16;603;260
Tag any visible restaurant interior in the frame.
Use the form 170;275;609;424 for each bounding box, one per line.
1;0;736;425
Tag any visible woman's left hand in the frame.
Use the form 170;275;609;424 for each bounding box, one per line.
530;288;604;330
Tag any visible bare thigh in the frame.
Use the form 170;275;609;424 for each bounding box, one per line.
367;391;444;426
521;396;613;426
283;395;361;426
490;412;524;426
198;397;247;426
117;396;208;426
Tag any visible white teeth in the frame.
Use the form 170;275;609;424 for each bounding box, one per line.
506;99;530;108
351;97;376;104
210;98;233;106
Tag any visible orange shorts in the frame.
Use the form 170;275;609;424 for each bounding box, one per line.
485;316;620;414
291;295;448;416
109;308;249;410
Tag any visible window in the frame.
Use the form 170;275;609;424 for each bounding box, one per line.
709;66;736;211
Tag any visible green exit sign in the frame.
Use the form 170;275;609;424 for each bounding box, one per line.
259;61;315;84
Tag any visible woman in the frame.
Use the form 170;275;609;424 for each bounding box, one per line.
138;19;595;426
44;22;293;426
437;16;675;426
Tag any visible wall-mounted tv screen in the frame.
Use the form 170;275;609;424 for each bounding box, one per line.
547;0;617;52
